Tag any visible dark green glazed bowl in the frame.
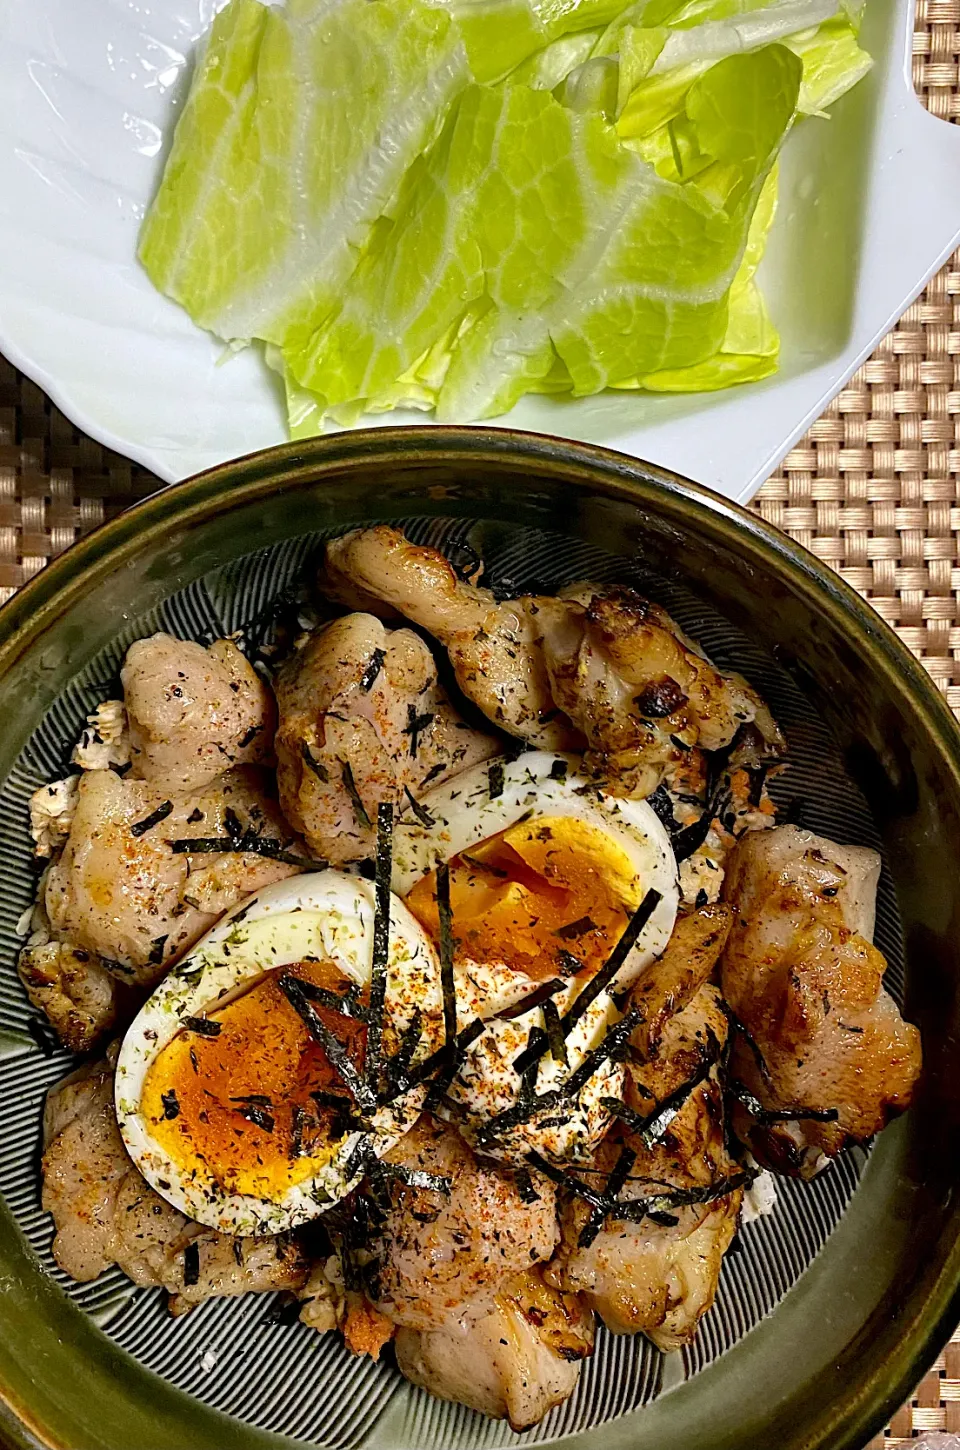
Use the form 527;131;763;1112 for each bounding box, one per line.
0;428;958;1450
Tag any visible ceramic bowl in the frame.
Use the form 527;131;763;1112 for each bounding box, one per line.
0;429;958;1450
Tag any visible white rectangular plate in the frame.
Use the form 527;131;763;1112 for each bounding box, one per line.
0;0;958;501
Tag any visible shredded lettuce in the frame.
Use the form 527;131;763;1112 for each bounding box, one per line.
139;0;874;428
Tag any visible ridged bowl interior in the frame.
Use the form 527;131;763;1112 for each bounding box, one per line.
0;431;957;1450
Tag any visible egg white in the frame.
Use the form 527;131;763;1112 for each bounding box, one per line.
116;871;444;1235
394;751;680;1164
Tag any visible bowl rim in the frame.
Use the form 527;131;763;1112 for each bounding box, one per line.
1;422;959;1450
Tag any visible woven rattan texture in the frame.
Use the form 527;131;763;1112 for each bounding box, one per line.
0;3;958;1443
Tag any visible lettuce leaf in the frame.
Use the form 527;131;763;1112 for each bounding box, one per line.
443;0;633;81
786;16;873;113
621;160;780;389
285;45;800;421
140;0;872;429
140;0;471;348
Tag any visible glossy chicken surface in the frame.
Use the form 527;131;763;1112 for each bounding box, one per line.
370;1116;558;1330
551;983;741;1349
323;527;576;748
275;612;496;863
17;939;120;1053
122;633;276;793
42;1056;307;1310
322;526;783;791
44;766;298;984
396;1272;591;1431
721;824;922;1175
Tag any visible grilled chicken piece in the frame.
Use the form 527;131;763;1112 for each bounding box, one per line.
44;766;298;984
550;983;741;1350
18;938;121;1053
122;633;276;793
274;613;496;864
631;903;733;1058
395;1269;592;1431
322;527;579;749
535;588;783;795
369;1116;558;1330
321;528;781;791
720;824;922;1176
42;1057;307;1307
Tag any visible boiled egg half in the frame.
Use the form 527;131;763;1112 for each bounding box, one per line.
116;871;444;1234
394;752;679;1164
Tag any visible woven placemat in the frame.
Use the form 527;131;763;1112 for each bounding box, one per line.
0;2;958;1440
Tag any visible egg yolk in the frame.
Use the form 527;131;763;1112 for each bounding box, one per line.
141;958;366;1202
405;815;643;981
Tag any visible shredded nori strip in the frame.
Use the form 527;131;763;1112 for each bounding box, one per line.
261;1295;302;1327
279;973;377;1114
238;725;261;749
381;1007;424;1099
560;1007;641;1098
579;1145;636;1249
488;760;505;799
728;1079;839;1125
604;1034;722;1148
403;786;435;828
529;1151;751;1228
169;835;327;869
359;647;387;692
671;809;718;864
282;986;377;1119
301;742;329;783
514;1167;540;1204
498;978;566;1020
549;758;568;781
435;861;458;1050
421;762;446;788
646;785;679;834
717;1000;770;1082
290;1104;307;1159
382;1162;452;1194
365;802;393;1090
223;807;244;844
182;1016;221;1037
293;978;370;1023
542;998;569;1065
311;1090;353;1111
340;759;371;830
130;800;173;838
481;1009;641;1144
553;914;597;941
238;1103;275;1132
513;890;661;1076
160;1089;180;1120
230;1093;273;1106
746;764;771;808
556;949;586;978
183;1241;200;1287
403;704;434;758
148;934;169;967
405;1016;486;1091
